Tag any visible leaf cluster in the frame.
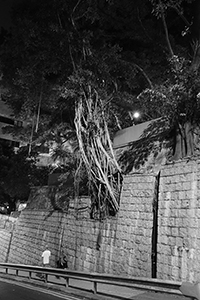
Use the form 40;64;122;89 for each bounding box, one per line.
0;0;200;181
0;140;49;204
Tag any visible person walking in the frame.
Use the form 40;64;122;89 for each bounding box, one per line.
55;247;68;279
37;245;51;281
57;252;68;269
41;245;51;267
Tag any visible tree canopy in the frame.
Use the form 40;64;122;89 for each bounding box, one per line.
1;0;200;216
0;139;49;213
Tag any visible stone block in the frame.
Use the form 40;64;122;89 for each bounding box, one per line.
179;174;191;182
157;244;166;254
170;209;179;217
182;181;192;191
186;190;194;198
175;182;183;191
176;237;183;247
171;266;179;279
160;236;168;245
179;191;186;200
179;227;188;237
171;227;179;237
160;217;169;226
168;236;176;246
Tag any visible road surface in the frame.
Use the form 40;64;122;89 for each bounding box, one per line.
0;277;188;300
0;279;78;300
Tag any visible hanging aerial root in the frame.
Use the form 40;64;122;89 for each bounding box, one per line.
74;86;122;218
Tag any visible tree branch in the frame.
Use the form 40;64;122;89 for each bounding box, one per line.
160;0;174;57
35;79;43;133
57;12;63;29
173;7;191;27
72;0;82;15
134;63;153;89
137;8;153;42
68;39;76;72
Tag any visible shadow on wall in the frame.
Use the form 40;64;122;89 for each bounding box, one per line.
116;118;172;173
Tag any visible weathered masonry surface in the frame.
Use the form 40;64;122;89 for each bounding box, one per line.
0;215;16;262
1;158;200;282
157;159;200;282
0;175;155;277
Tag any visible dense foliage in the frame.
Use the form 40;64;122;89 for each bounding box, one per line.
1;0;200;214
0;140;49;212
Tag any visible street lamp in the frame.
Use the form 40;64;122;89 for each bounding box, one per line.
133;111;140;119
132;111;141;125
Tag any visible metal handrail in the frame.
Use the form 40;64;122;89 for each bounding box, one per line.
0;263;182;296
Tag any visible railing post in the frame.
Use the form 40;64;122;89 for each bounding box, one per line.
44;273;48;283
29;271;31;280
93;281;97;294
16;270;18;276
65;277;69;288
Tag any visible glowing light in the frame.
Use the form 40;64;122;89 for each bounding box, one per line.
133;111;140;119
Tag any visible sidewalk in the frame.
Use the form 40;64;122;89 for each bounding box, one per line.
44;273;189;300
60;278;188;300
0;268;189;300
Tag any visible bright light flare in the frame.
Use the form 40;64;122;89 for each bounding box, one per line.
133;111;140;119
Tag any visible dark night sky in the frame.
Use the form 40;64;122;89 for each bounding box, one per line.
0;0;13;29
0;0;12;114
0;0;22;29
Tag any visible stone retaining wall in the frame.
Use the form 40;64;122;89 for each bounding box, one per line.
8;210;64;265
0;214;16;262
4;174;155;278
2;158;200;281
157;159;200;282
61;173;154;276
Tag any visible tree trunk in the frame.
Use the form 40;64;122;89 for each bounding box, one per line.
173;122;194;160
190;0;200;71
185;122;194;156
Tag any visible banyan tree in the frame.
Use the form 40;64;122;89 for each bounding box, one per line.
74;85;122;219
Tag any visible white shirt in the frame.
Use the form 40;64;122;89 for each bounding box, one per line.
42;249;51;264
